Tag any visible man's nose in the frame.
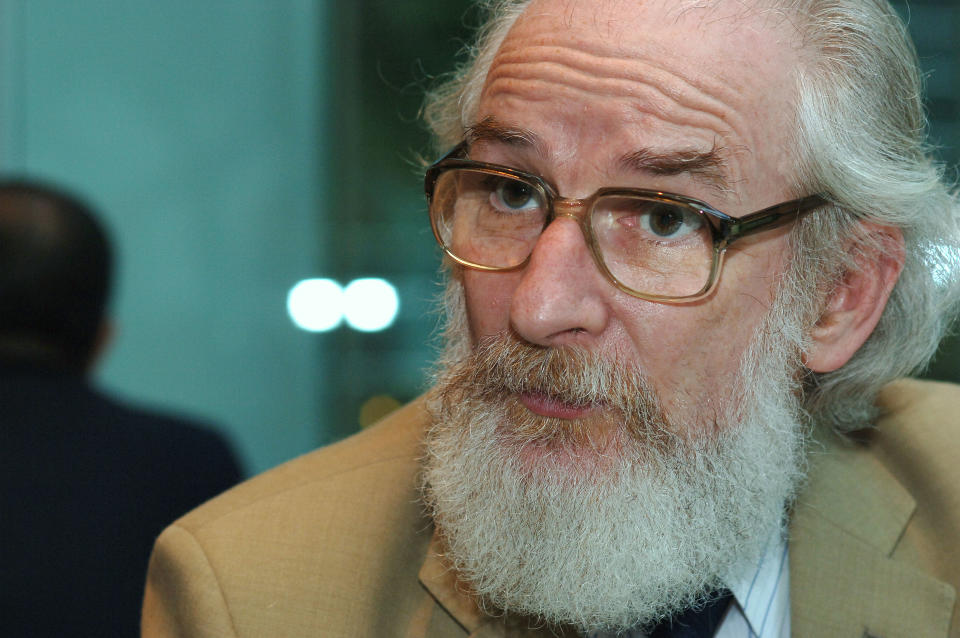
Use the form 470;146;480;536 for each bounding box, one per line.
509;211;610;346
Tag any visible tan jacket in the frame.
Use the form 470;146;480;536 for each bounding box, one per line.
142;379;960;637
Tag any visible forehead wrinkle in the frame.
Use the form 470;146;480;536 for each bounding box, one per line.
484;70;745;184
485;42;753;156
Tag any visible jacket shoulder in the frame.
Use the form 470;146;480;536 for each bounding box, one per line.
876;377;960;425
144;397;439;637
871;378;960;482
871;378;960;633
175;395;431;532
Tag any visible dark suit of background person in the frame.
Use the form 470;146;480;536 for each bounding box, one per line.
0;180;244;637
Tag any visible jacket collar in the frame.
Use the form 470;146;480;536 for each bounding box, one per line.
788;427;955;637
419;533;578;637
418;533;487;635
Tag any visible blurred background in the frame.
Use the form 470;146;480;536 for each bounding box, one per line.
0;0;956;475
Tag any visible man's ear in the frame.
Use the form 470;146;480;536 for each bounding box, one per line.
803;224;905;373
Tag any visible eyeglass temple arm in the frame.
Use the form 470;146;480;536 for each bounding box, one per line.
424;142;470;197
722;195;828;244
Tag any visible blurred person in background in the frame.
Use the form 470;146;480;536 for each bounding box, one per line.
143;0;960;636
0;179;243;637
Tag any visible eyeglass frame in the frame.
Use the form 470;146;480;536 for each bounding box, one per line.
424;142;828;303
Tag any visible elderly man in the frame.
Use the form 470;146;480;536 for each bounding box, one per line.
142;0;960;636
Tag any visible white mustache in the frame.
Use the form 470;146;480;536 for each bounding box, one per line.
442;332;668;429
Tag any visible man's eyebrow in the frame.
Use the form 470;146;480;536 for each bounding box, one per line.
464;118;730;190
464;117;542;151
619;145;731;191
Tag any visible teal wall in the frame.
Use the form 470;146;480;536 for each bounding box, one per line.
0;0;328;474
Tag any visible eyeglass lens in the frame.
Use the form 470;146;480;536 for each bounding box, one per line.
431;168;716;298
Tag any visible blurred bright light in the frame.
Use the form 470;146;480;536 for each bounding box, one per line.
343;278;400;332
287;278;344;332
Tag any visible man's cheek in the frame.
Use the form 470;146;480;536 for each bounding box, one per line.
464;271;518;338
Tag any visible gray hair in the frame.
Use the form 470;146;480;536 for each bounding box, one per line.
422;0;960;431
422;0;531;152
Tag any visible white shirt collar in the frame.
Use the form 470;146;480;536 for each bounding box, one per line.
721;530;791;638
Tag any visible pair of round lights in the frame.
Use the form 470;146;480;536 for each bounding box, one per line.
287;278;400;333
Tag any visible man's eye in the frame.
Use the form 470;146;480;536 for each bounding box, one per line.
490;178;539;212
639;205;704;239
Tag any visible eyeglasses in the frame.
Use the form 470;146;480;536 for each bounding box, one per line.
424;143;827;303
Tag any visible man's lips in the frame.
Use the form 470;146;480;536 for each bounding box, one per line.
519;392;594;419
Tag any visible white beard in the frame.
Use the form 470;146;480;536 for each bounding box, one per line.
420;281;810;634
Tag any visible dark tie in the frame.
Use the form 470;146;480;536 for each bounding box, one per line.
647;590;734;638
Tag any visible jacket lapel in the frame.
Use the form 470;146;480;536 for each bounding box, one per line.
418;533;487;635
418;534;575;637
789;429;956;637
